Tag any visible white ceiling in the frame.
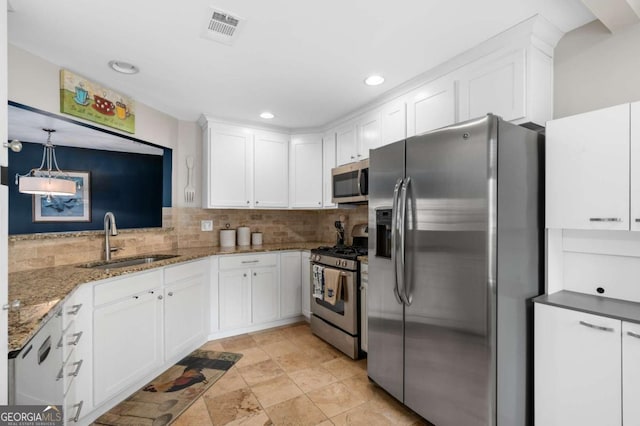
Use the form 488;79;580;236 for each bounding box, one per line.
7;0;594;130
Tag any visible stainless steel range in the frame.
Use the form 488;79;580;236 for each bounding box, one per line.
310;224;367;359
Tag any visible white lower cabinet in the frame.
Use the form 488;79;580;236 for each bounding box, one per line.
251;266;279;323
164;259;209;361
535;303;625;426
300;251;311;318
219;269;251;330
280;251;302;318
93;271;164;407
623;321;640;425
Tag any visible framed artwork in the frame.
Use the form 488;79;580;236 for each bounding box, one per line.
60;69;136;133
33;171;91;222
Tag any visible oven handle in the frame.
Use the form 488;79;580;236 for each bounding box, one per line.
391;178;403;305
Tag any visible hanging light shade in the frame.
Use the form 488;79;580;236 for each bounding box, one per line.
15;129;77;197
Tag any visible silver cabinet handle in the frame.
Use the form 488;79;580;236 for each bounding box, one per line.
589;218;622;222
69;332;83;346
253;272;257;276
69;401;83;423
148;290;154;294
243;273;247;277
68;359;83;377
350;155;355;159
246;200;250;204
168;292;174;296
241;260;259;264
67;304;82;315
2;299;21;311
157;295;163;300
579;320;614;332
627;331;640;339
635;219;640;223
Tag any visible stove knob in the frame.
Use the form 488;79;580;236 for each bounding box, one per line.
315;255;320;261
335;260;340;266
342;260;348;267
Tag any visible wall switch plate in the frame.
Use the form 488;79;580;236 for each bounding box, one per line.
201;220;213;231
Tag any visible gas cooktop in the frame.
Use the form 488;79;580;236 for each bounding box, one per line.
311;245;368;260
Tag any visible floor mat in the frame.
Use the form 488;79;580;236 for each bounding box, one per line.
93;349;242;425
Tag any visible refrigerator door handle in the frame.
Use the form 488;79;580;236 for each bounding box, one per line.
398;177;411;306
391;178;403;304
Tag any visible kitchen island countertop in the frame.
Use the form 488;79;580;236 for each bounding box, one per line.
8;242;322;353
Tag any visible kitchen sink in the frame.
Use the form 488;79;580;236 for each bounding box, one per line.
79;254;179;270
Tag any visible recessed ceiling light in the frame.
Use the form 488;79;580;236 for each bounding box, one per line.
260;112;275;119
108;60;139;75
364;75;385;86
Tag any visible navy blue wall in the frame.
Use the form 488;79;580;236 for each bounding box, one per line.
9;142;164;234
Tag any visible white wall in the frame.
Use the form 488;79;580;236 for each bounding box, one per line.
554;20;640;119
6;44;200;208
174;120;202;208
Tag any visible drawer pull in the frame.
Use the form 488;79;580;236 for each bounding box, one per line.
67;304;82;316
69;331;83;346
635;219;640;223
69;401;83;423
168;292;174;297
589;218;622;222
68;359;83;377
627;331;640;339
241;260;260;264
579;321;614;332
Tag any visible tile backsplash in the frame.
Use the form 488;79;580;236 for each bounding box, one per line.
8;205;369;273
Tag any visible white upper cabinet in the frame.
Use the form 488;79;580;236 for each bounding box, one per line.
203;124;253;208
458;49;526;122
357;111;382;159
200;118;289;209
630;102;640;230
546;104;630;230
254;130;289;208
290;134;323;208
336;122;358;166
381;98;407;145
406;76;457;137
322;131;337;208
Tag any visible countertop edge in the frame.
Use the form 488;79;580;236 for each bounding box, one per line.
533;290;640;324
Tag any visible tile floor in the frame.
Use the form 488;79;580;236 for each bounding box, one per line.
172;322;430;425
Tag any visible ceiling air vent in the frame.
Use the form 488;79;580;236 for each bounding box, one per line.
202;7;244;45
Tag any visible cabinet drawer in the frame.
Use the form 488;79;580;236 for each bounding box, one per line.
219;253;277;270
94;269;162;306
164;258;209;284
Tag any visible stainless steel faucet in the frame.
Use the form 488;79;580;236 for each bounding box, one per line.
104;211;119;261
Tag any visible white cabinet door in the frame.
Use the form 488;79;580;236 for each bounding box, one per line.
251;266;279;323
322;132;337;208
406;76;457;137
623;321;640;425
290;134;323;208
381;99;407;145
357;111;381;160
535;303;621;426
300;251;311;318
336;122;358;166
206;125;253;208
164;262;209;361
219;269;251;330
280;251;302;318
458;49;526;122
546;104;630;230
254;131;289;208
93;290;163;406
630;102;640;230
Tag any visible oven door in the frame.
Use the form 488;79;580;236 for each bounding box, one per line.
310;266;358;335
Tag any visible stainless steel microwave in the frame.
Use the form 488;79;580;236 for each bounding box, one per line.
332;159;369;204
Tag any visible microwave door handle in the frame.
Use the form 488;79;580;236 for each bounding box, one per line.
359;168;367;196
391;178;403;304
357;169;362;197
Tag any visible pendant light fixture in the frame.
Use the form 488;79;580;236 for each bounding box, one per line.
15;128;77;199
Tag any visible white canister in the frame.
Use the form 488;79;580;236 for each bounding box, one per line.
251;232;263;246
237;227;251;246
220;229;236;248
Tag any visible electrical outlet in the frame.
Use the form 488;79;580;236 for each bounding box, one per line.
201;220;213;231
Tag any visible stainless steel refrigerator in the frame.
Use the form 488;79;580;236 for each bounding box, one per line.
367;114;543;426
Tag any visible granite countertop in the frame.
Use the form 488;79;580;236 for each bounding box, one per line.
533;290;640;324
8;242;321;353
